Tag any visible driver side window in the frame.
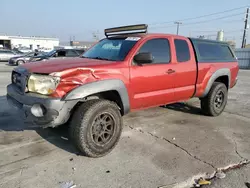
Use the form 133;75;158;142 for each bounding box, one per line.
138;38;171;64
57;50;66;57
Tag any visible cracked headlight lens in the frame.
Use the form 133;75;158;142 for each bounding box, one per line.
28;74;60;95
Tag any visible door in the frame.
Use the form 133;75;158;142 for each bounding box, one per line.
129;38;175;110
172;38;197;101
5;51;15;61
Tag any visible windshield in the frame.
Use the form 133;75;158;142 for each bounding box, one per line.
25;52;35;56
82;37;138;61
13;50;24;54
46;50;56;57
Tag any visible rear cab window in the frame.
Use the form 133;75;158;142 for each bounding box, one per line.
190;38;236;62
66;50;78;57
75;49;85;55
174;39;190;62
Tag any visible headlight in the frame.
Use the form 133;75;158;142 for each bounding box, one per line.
28;74;60;95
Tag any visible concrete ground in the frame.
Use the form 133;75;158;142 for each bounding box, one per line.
0;62;250;188
204;165;250;188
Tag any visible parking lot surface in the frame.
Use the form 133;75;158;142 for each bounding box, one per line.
0;62;249;188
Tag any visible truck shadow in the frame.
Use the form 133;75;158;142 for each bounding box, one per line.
36;125;82;156
0;95;203;156
0;95;80;155
1;121;81;156
162;102;204;116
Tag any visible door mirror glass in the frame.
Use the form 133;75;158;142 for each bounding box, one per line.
134;52;153;64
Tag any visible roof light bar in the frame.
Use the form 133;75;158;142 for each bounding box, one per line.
104;24;148;37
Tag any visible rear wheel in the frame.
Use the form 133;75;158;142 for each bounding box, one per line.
70;99;123;157
201;82;228;116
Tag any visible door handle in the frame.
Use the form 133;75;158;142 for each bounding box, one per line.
166;69;175;74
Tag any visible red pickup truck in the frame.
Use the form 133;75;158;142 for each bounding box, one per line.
7;24;239;157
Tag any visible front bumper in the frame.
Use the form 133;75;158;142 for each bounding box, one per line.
8;59;17;65
7;84;78;128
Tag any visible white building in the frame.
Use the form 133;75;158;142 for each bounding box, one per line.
0;35;59;51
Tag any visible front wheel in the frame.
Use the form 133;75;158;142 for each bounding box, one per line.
70;99;123;158
201;82;228;116
17;60;25;65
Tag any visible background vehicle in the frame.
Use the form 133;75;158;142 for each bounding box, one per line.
28;48;85;62
17;46;33;53
11;48;24;55
0;49;22;61
39;47;53;52
7;24;239;158
8;51;46;65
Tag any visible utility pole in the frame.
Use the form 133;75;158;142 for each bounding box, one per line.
174;21;182;35
241;7;249;48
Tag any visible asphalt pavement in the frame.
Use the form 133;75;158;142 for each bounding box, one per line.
0;62;250;188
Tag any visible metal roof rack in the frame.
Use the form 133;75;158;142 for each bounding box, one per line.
104;24;148;37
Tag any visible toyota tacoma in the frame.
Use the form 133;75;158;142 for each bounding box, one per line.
7;24;239;157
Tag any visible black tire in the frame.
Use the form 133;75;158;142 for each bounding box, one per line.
201;82;228;116
70;99;123;158
17;60;25;65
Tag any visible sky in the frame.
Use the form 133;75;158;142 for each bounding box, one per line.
1;0;249;47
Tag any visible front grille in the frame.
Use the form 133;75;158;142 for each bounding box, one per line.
12;71;27;93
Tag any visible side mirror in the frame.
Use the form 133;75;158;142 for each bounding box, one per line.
134;52;153;64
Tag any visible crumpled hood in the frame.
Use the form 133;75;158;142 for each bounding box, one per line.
21;57;119;74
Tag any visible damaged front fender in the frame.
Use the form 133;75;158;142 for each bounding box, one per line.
63;79;130;115
50;68;98;97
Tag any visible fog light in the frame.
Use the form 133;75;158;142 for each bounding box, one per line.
31;104;46;117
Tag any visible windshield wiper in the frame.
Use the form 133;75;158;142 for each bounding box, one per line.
80;56;114;61
90;57;112;61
